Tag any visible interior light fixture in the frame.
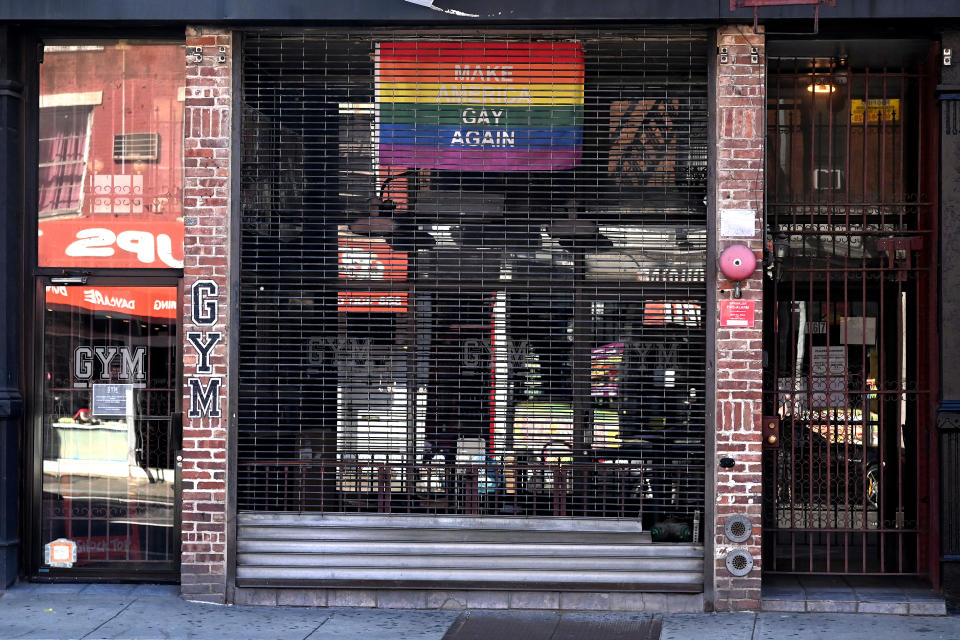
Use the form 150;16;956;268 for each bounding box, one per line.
806;78;837;94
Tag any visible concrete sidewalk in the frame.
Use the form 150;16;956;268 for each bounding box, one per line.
0;583;957;640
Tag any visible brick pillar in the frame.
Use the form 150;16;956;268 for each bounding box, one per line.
713;26;765;612
181;26;232;603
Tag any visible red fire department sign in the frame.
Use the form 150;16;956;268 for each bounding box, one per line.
719;300;756;328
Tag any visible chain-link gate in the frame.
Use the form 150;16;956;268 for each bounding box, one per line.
762;46;937;576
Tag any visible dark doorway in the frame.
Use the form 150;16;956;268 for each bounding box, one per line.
762;42;938;577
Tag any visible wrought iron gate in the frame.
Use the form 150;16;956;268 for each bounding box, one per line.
762;47;938;575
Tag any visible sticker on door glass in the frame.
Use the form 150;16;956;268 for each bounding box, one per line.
44;538;77;568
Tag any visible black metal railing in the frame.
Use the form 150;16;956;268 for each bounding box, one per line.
237;458;703;524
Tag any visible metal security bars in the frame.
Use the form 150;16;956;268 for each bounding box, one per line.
762;47;937;575
238;29;708;532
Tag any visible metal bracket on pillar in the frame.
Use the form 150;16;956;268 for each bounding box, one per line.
730;0;835;34
937;88;960;140
938;402;960;432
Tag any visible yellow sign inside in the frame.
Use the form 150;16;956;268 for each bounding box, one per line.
850;98;900;124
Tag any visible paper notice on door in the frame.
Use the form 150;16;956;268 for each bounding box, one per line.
811;346;846;375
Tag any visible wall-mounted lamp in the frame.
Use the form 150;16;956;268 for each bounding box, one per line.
719;244;757;299
772;233;789;283
348;197;397;236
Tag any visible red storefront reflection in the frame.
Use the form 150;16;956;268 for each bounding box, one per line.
38;220;184;269
44;285;178;320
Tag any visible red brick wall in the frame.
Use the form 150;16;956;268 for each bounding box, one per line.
713;26;765;612
180;27;231;604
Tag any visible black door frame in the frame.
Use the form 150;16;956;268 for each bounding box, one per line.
18;29;188;583
25;274;183;582
23;273;183;582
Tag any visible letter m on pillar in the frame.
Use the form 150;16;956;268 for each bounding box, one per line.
188;377;222;418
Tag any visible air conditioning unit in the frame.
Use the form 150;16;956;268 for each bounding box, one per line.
113;132;160;162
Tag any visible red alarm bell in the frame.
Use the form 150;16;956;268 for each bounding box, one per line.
718;244;757;298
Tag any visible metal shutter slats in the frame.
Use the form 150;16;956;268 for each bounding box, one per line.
238;27;708;591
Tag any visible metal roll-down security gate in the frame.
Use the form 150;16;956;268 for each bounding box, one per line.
236;28;709;591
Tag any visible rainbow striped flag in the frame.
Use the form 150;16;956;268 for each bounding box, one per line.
376;42;584;171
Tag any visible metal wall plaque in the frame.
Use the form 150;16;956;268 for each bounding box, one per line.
725;548;754;577
724;514;753;543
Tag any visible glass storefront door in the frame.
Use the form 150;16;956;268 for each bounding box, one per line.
36;280;180;576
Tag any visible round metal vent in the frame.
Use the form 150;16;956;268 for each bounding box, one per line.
725;548;754;577
724;514;753;543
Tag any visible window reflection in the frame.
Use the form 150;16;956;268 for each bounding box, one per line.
37;41;184;269
41;286;178;567
322;288;705;524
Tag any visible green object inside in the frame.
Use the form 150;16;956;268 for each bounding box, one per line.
650;521;693;543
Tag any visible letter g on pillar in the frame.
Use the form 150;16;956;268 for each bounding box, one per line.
191;280;219;326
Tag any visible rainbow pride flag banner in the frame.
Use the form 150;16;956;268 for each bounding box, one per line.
376;42;584;171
